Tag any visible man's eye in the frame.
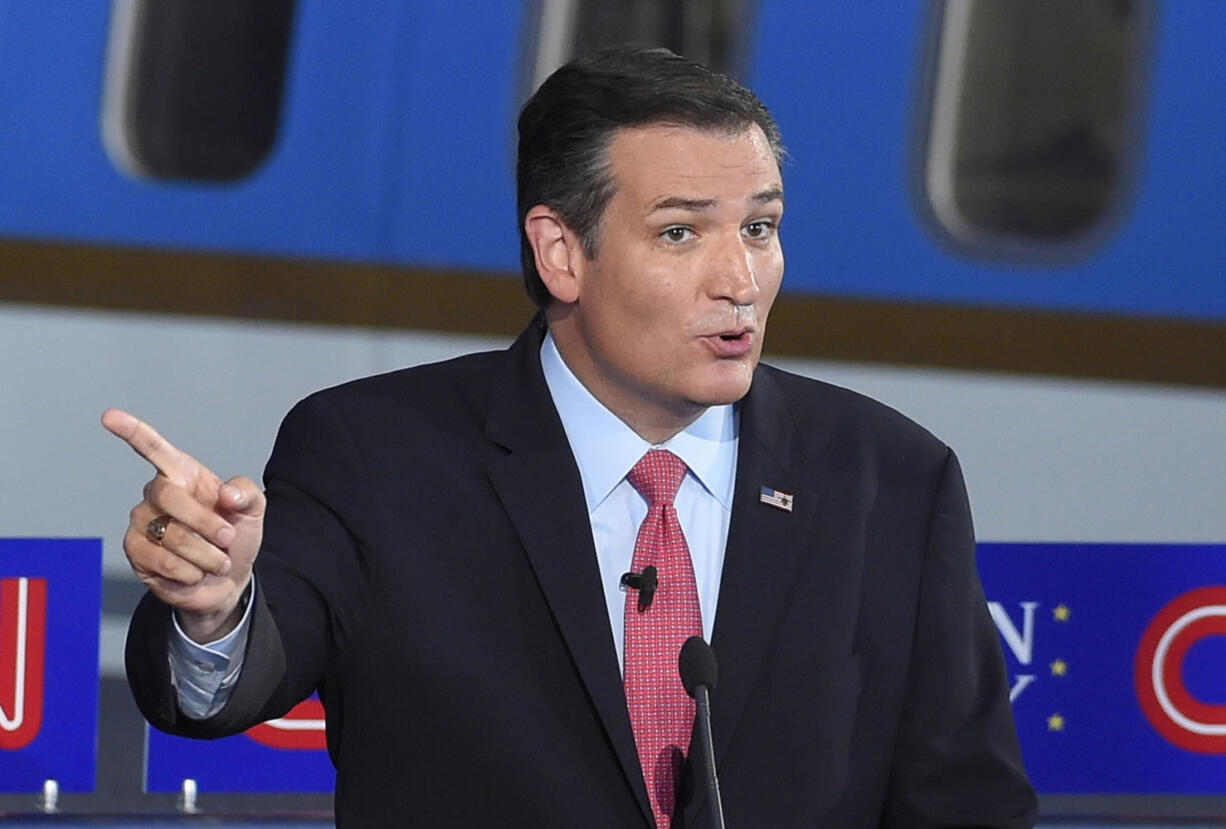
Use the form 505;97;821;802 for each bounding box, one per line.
662;227;693;243
744;221;775;239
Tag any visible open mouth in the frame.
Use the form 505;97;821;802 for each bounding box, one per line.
702;330;754;356
716;328;754;343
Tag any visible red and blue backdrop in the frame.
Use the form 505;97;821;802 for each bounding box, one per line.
0;538;102;793
979;542;1226;793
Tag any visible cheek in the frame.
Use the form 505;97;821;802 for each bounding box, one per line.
609;269;685;327
587;283;674;363
760;248;785;302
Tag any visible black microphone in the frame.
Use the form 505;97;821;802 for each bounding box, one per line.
619;564;658;611
679;636;726;829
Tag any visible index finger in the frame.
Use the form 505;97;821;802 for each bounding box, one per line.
101;408;185;479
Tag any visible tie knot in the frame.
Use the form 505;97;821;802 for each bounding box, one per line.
627;449;687;506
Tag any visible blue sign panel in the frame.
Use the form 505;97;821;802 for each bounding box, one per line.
979;542;1226;793
0;538;102;792
146;695;334;793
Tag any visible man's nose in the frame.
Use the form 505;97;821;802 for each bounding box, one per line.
710;232;761;306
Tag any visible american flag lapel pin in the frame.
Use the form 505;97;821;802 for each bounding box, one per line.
759;485;794;513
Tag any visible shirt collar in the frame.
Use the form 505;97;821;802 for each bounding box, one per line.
540;331;738;514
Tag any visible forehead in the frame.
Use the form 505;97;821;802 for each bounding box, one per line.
605;124;782;206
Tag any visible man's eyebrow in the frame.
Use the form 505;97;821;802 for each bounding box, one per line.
648;196;718;214
753;186;785;205
647;187;785;215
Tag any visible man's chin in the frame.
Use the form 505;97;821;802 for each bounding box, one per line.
688;365;757;407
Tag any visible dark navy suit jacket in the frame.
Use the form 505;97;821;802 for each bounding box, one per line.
127;317;1037;827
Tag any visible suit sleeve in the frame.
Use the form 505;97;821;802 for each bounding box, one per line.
125;583;289;738
881;448;1039;828
125;392;373;740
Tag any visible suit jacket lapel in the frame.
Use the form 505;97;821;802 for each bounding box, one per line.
677;367;833;826
483;318;654;825
710;367;821;756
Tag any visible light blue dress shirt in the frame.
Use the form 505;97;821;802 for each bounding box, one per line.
539;332;737;668
171;332;739;715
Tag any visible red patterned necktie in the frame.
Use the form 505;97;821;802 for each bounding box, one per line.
623;449;702;828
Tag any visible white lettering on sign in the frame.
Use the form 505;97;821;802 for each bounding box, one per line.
989;601;1039;666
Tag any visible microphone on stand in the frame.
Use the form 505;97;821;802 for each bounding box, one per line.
679;636;726;829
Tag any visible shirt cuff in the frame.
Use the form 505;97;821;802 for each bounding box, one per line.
168;579;255;720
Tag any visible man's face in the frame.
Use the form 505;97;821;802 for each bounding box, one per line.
556;123;784;438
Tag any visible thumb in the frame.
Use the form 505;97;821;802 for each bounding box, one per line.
218;476;266;519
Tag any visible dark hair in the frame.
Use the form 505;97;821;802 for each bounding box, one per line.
516;44;785;307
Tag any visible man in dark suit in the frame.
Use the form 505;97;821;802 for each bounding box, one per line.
107;45;1037;826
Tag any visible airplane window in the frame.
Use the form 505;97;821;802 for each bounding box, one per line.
101;0;295;182
524;0;754;93
917;0;1153;259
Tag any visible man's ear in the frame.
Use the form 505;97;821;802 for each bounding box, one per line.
524;205;585;304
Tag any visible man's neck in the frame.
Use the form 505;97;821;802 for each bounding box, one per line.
546;324;704;444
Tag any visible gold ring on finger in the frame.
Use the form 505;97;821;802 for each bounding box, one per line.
146;514;172;545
